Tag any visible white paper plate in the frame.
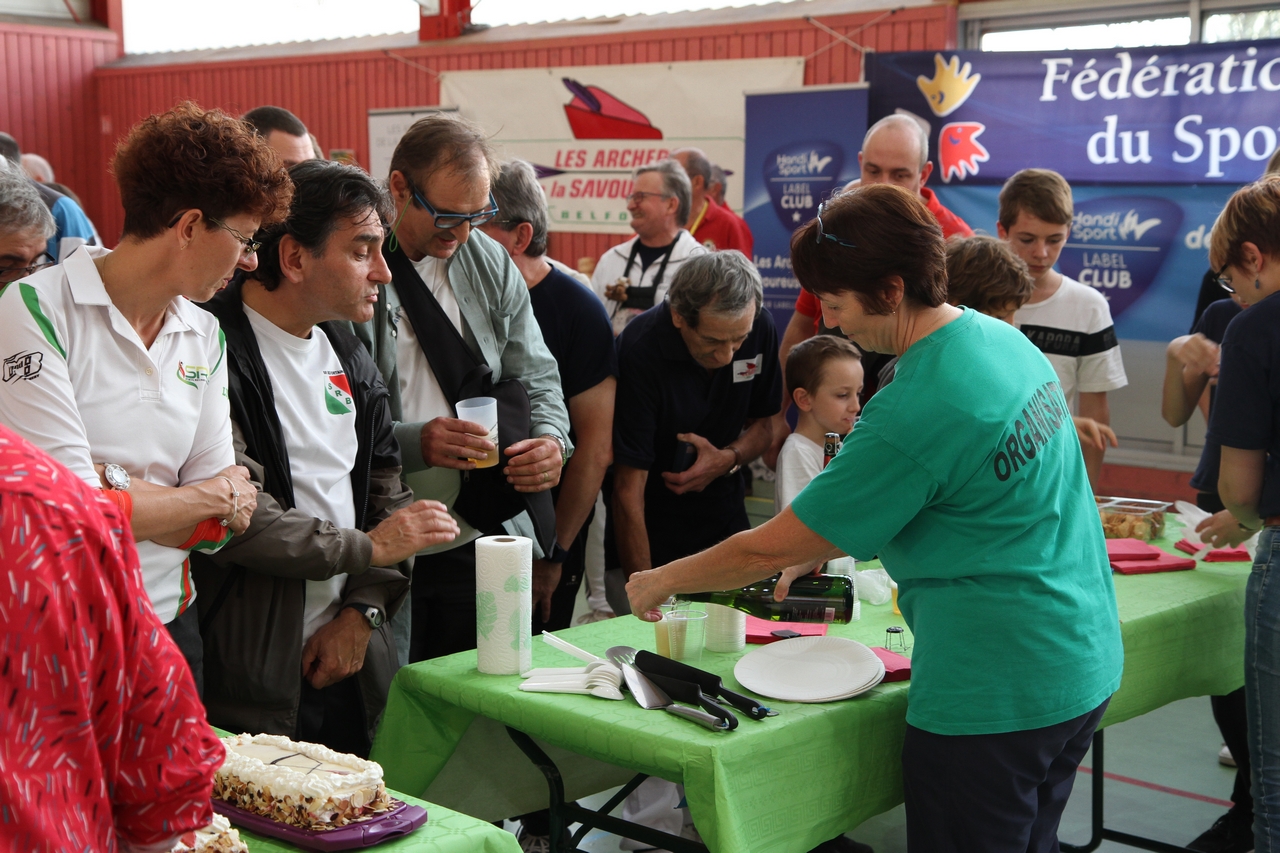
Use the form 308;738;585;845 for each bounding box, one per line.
734;636;885;703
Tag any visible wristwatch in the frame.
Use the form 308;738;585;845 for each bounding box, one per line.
346;605;385;630
722;445;742;478
545;541;572;564
103;463;131;490
539;433;569;468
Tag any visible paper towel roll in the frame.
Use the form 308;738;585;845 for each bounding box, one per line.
475;535;532;675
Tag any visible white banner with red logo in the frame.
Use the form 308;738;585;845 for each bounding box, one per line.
439;58;805;234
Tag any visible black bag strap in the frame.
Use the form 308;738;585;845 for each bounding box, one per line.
384;245;491;404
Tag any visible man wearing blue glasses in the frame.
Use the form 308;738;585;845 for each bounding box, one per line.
354;112;571;666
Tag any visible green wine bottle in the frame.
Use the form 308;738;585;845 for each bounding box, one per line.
676;574;855;624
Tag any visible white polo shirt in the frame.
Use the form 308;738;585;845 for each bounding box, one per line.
0;245;235;623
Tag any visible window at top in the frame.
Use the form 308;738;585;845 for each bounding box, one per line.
981;18;1192;52
1203;10;1280;43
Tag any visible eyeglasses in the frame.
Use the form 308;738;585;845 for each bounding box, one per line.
815;200;858;250
1216;264;1236;294
627;191;670;205
0;252;55;282
165;211;262;257
208;218;263;257
406;179;499;229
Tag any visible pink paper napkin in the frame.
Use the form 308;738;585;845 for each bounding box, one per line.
745;615;828;644
1205;547;1252;562
1106;538;1162;561
1111;553;1197;574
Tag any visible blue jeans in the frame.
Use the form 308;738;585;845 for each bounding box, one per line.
1248;526;1280;852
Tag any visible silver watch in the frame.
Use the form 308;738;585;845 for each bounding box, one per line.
103;463;131;490
539;433;568;468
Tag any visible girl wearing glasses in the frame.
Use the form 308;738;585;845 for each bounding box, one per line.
628;183;1123;853
0;101;292;690
1206;174;1280;853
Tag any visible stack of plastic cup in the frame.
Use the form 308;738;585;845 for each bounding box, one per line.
704;603;746;653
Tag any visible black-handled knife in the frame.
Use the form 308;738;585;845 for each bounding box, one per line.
641;671;739;731
635;650;776;720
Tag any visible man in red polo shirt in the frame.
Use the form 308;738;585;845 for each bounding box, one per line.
765;114;973;468
673;147;753;255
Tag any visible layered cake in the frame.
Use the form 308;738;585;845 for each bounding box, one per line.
215;733;395;830
171;814;248;853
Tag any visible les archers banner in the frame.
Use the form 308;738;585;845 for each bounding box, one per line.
868;39;1280;184
743;86;867;332
439;59;805;234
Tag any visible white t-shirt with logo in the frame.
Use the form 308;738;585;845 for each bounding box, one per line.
245;306;358;643
392;255;480;553
1013;275;1128;410
0;245;235;623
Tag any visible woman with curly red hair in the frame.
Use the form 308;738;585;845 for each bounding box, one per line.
0;102;293;690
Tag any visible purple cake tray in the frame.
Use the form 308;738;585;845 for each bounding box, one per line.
213;798;428;851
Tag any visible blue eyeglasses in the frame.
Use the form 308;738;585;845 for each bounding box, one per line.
815;200;858;250
406;178;500;229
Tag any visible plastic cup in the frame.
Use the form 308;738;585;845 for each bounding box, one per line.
891;581;900;615
655;601;678;657
704;603;746;653
666;610;707;663
456;397;499;469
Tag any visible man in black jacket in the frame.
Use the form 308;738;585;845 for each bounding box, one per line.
195;160;458;755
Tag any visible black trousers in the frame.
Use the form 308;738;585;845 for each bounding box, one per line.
165;605;204;698
531;509;592;636
297;674;370;758
1198;492;1254;825
409;529;504;663
902;699;1109;853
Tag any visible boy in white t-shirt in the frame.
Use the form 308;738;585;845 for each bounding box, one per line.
775;334;864;513
999;168;1127;488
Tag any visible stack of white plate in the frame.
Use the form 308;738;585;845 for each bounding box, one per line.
733;636;885;703
704;603;746;653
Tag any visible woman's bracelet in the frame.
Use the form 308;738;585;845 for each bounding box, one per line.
218;475;241;528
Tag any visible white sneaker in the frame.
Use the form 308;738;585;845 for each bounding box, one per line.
1219;743;1237;767
574;607;616;626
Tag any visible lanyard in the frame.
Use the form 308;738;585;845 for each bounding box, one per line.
621;239;677;310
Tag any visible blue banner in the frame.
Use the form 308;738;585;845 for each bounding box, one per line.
868;40;1280;185
932;183;1235;341
743;86;867;332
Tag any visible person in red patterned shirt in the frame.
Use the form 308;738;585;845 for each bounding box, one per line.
0;424;224;853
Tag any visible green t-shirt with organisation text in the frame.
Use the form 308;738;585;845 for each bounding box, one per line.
791;309;1123;736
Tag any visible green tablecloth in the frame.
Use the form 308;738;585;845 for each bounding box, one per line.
371;526;1248;853
209;729;520;853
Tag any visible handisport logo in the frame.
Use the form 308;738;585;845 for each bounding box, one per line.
1058;196;1183;318
764;141;843;229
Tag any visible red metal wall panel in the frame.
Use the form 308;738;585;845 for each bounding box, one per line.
93;3;954;260
0;21;119;231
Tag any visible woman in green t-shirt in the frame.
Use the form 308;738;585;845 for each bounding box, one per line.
627;183;1123;853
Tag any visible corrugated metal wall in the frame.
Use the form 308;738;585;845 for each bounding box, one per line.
1;20;119;226
94;3;953;261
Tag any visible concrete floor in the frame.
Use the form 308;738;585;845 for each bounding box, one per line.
521;695;1238;853
524;478;1243;852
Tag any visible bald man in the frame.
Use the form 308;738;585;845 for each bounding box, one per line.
672;147;752;255
765;114;974;469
